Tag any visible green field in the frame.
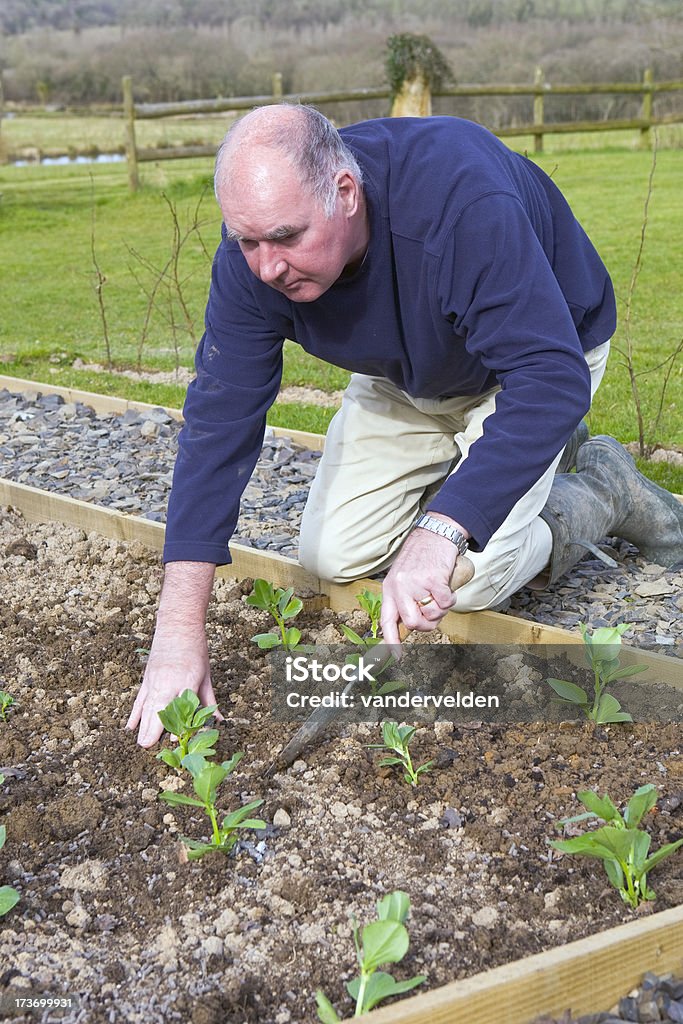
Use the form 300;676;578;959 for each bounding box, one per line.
0;138;681;491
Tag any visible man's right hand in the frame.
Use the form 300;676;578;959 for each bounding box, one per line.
125;560;221;748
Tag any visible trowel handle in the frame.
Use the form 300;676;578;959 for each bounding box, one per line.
451;554;475;591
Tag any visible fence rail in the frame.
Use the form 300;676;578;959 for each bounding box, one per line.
107;69;683;189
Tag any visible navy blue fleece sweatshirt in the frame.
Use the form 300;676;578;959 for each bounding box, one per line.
163;116;615;565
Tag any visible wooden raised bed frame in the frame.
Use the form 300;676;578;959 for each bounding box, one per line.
1;374;682;1022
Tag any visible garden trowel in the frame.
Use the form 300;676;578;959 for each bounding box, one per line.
267;556;474;772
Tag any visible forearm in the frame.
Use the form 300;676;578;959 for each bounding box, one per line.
155;560;216;635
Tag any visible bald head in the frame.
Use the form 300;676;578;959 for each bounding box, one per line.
214;103;363;217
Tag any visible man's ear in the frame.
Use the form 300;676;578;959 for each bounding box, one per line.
336;170;361;216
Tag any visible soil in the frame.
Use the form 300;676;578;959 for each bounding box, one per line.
1;506;682;1024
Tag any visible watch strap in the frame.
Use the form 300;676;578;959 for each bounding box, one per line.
414;514;469;556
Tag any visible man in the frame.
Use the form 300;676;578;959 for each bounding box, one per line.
127;104;683;747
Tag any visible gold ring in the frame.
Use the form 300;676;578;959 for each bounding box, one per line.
416;594;434;607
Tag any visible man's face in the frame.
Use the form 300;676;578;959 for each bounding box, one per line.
218;147;364;303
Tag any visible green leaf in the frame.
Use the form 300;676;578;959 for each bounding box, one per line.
183;840;215;860
630;829;651;873
252;632;282;649
315;990;341;1023
624;784;657;828
341;625;367;646
361;920;409;972
220;800;265;831
576;790;622;824
247;578;274;610
192;761;229;805
283;627;302;649
378;756;406;767
157;689;199;736
181;752;211;779
282;597;303;619
191;704;217;727
397;724;416;744
604;857;625;892
547;678;589;705
643;836;683;872
187;730;219;757
276;587;295;614
0;885;20;916
558;810;600;826
551;826;635;863
381;721;403;748
378;680;406;695
594;692;632;725
590;626;626;647
158;790;204;808
221;751;244;776
0;824;5;850
348;971;426;1013
377;890;411;924
602;663;648;683
157;748;182;769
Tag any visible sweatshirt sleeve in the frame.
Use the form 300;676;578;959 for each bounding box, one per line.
163;243;284;565
427;191;593;550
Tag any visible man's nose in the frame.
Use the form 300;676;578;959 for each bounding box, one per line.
258;245;287;284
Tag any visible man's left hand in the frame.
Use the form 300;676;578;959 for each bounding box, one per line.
380;520;472;644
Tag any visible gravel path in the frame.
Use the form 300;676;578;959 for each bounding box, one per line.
0;385;681;648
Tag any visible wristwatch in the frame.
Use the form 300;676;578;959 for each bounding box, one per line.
414;514;469;556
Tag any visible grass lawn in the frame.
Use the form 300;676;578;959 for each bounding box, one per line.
0;139;681;491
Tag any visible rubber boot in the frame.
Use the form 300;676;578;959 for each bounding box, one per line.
556;419;589;475
539;435;683;584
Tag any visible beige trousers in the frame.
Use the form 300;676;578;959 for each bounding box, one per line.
299;342;610;612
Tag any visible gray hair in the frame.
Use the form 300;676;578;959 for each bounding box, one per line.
214;103;363;217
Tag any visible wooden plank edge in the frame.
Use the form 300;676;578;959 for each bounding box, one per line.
1;477;679;684
325;582;682;689
0;477;320;592
364;902;683;1024
0;374;325;451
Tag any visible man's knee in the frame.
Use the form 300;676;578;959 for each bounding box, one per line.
298;532;355;582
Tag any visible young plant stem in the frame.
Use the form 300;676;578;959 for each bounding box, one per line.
89;174;112;368
207;801;221;847
354;971;369;1017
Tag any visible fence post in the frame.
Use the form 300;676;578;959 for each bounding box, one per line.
0;74;4;164
122;75;139;193
533;66;545;154
272;72;283;101
391;74;431;117
640;67;653;149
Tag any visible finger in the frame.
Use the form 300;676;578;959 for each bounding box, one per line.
199;677;225;723
138;705;165;748
428;581;458;610
125;684;147;732
380;593;402;645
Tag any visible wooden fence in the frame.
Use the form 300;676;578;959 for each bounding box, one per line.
121;67;683;190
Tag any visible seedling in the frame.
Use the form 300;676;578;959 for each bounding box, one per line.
316;890;425;1020
369;721;434;787
158;752;265;860
550;784;683;909
340;592;405;698
156;689;219;769
547;623;645;724
247;578;304;651
0;691;15;723
0;775;20;917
